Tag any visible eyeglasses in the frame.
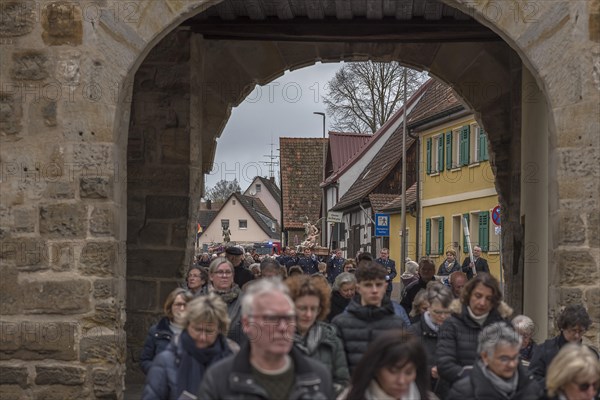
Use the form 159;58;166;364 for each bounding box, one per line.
576;381;599;392
564;327;586;335
250;314;296;325
496;355;520;364
214;270;233;276
173;302;187;308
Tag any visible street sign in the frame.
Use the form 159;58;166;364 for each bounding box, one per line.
492;205;501;226
375;213;390;237
327;211;343;223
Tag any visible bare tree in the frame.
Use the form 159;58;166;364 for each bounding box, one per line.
324;62;427;134
205;179;241;202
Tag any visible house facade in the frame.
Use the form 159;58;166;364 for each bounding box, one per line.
199;192;279;249
243;176;282;226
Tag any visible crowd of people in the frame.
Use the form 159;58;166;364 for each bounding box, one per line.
139;244;599;400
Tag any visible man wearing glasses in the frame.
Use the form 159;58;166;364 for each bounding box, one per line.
199;279;333;399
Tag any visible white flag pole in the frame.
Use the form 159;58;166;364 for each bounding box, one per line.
463;216;476;276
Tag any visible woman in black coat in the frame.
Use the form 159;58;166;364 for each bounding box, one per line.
410;282;453;397
437;273;513;389
139;288;191;374
327;272;356;322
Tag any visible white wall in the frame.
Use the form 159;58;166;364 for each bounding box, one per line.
244;179;282;225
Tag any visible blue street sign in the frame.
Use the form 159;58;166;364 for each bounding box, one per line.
375;213;390;237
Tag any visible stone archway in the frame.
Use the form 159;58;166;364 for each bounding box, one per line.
1;1;597;398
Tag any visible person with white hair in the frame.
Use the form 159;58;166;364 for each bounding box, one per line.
198;278;333;399
446;322;540;399
512;314;537;367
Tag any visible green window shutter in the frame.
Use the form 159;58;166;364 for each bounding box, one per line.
426;138;432;175
477;127;488;162
425;218;431;255
463;213;470;253
438;216;445;255
460;126;470;166
479;211;490;252
445;131;453;170
437;136;444;172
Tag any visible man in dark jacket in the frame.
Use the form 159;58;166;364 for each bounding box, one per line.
375;248;397;298
198;279;333;400
331;261;407;373
400;257;436;314
326;248;345;284
447;322;541;400
529;304;598;382
461;245;490;279
297;247;319;275
225;245;254;287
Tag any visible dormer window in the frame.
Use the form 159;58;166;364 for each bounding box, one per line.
256;184;262;192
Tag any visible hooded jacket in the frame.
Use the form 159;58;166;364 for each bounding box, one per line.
331;297;407;372
437;299;513;386
140;317;176;375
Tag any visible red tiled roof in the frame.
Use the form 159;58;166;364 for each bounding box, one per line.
368;193;400;212
328;132;371;174
280;138;328;229
379;183;418;212
321;79;433;187
407;79;464;126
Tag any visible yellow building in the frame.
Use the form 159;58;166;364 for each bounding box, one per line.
387;80;501;282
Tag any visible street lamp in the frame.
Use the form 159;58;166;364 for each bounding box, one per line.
313;112;326;138
314;112;327;248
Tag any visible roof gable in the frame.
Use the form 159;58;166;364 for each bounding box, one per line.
326;132;372;176
407;79;465;127
235;193;280;239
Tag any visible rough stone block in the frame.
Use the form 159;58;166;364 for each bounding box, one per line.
557;213;586;246
0;239;48;271
127;249;184;278
558;287;583;306
48;241;75;271
11;51;50;81
90;207;115;236
79;329;124;363
0;385;27;400
126;279;157;311
170;222;188;247
34;365;85;385
585;287;600;321
41;2;82;46
44;182;75;199
34;385;90;400
92;368;118;399
0;321;78;361
80;176;111;199
41;100;57;127
0;2;35;37
127;165;189;194
13;207;36;233
0;93;23;135
145;196;189;219
588;211;599;248
138;222;170;245
93;278;116;299
557;250;599;286
84;301;120;326
39;204;86;238
79;242;117;276
0;264;22;314
22;279;91;314
558;148;600;178
0;366;28;387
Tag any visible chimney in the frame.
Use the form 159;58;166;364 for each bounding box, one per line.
206;199;211;210
269;176;274;183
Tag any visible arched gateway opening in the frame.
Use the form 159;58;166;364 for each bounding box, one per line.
122;0;539;386
1;0;597;398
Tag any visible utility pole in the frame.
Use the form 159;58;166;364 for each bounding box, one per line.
400;68;408;273
314;112;327;247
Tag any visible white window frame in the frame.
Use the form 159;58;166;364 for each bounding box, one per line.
255;184;262;192
432;134;443;174
238;219;247;230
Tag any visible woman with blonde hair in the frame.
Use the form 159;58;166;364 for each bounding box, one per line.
142;293;236;399
140;288;192;375
543;343;600;400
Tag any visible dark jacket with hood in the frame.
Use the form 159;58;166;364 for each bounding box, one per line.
327;290;351;322
140;317;176;375
198;343;333;400
447;361;542;400
331;297;407;372
437;299;513;386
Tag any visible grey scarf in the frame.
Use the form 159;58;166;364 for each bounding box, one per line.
479;360;518;399
294;323;323;355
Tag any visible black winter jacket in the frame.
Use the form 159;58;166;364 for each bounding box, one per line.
410;314;449;397
437;299;512;386
198;343;333;400
140;317;175;375
331;297;407;373
327;290;350;322
447;361;542;400
529;334;600;382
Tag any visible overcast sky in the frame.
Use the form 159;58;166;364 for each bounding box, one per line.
204;62;342;192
